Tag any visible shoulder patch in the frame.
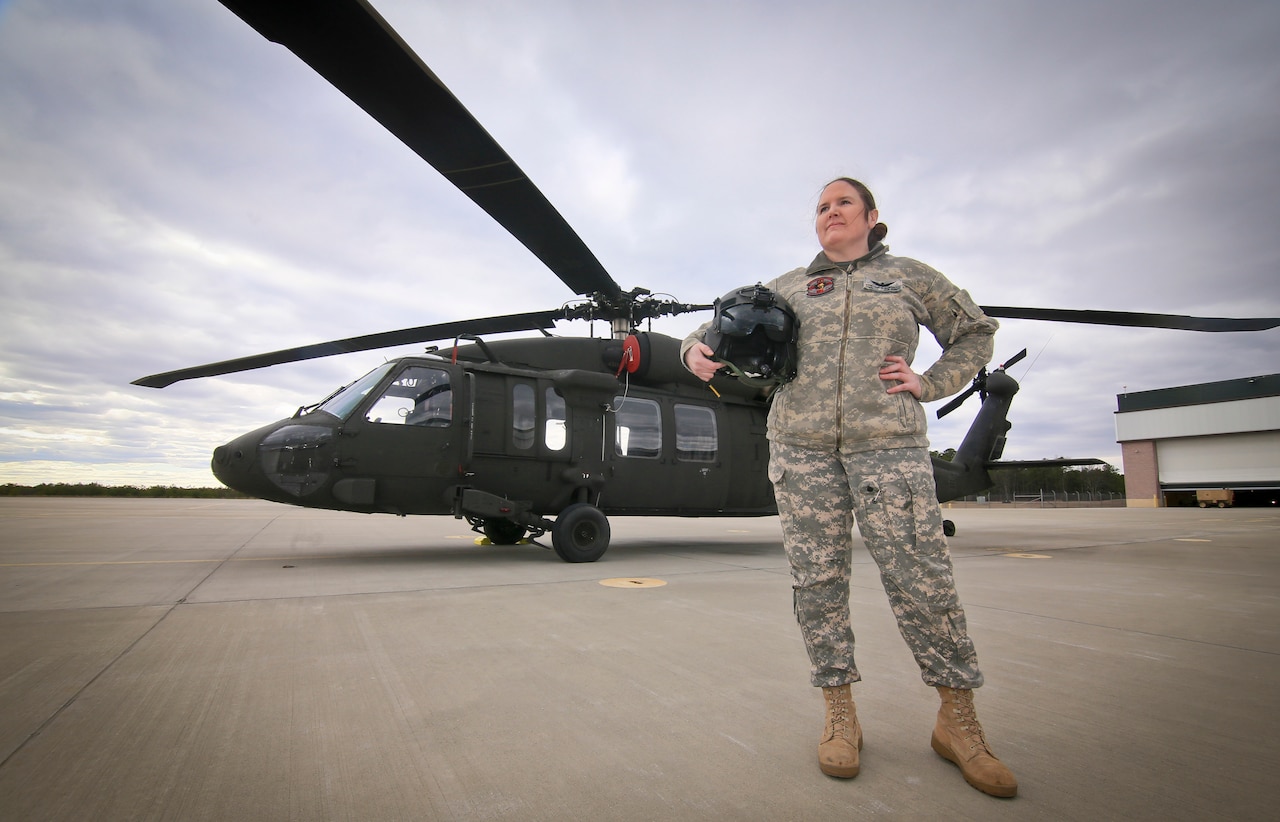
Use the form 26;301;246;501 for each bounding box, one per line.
806;276;836;296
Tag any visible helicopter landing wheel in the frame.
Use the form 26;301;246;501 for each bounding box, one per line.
482;518;527;545
552;502;611;563
942;519;956;537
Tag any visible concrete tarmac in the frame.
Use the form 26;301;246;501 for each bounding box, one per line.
0;498;1276;821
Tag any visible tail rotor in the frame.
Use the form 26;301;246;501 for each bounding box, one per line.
936;348;1027;419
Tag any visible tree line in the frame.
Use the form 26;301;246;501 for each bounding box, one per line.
0;483;245;498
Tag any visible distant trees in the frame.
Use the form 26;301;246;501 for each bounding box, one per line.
0;483;244;498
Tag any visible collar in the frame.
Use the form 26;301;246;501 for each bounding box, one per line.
805;242;889;276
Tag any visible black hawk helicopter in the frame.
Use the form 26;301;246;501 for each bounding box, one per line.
133;0;1278;562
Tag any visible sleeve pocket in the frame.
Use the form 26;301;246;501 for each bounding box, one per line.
950;289;984;319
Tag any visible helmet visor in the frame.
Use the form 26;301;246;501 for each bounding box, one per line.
717;303;794;342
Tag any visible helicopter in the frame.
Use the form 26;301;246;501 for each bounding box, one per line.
133;0;1279;562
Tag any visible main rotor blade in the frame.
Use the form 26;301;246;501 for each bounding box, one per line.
218;0;622;301
981;306;1278;332
132;310;563;388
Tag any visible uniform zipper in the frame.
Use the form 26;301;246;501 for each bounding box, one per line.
835;267;853;448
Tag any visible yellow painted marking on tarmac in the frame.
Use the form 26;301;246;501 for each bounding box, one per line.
727;529;751;534
1003;553;1052;559
599;577;667;588
1175;538;1212;543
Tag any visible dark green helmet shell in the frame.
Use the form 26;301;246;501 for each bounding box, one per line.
704;283;798;388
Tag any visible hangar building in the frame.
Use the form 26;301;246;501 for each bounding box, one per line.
1115;373;1279;507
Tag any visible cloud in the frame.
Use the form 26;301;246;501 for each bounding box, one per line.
1;0;1277;489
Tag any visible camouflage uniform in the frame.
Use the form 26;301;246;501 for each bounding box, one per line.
683;244;998;688
770;443;982;687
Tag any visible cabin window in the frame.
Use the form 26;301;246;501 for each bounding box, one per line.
364;365;452;427
513;383;535;450
613;397;661;459
675;404;717;462
545;388;567;451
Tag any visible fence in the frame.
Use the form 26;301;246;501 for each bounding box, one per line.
945;490;1126;509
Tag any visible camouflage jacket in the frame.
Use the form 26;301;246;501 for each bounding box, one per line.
682;245;997;452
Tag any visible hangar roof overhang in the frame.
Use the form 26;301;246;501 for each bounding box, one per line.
1116;373;1279;413
1115;374;1280;443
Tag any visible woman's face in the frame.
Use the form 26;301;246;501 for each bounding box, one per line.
815;180;879;260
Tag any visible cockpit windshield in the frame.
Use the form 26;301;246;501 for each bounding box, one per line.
314;362;398;421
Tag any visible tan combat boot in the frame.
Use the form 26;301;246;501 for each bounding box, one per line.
931;686;1017;797
818;684;863;778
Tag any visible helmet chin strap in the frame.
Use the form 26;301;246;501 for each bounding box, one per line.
714;357;779;389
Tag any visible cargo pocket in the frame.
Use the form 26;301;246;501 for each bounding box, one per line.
853;472;901;549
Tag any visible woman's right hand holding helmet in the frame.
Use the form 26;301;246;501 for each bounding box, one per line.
684;342;721;382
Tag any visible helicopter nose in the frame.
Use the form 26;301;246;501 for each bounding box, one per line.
211;422;337;501
211;434;259;496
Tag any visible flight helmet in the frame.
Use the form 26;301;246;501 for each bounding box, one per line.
703;283;798;388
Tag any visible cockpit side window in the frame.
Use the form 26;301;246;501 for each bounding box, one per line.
364;366;453;427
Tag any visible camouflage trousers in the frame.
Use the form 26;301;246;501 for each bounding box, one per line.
768;442;983;689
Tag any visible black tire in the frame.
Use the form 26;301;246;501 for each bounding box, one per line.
942;519;956;538
482;519;527;545
552;503;611;562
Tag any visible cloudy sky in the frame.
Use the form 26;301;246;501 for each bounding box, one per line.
2;0;1277;488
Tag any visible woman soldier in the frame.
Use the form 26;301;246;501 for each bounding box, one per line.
682;177;1016;798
